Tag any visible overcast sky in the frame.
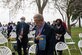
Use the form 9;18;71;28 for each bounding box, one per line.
0;0;64;24
0;0;82;26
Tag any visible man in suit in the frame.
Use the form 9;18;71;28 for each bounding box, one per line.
16;17;29;55
7;23;13;38
33;14;55;55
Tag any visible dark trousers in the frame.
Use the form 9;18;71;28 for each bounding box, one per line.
17;39;28;55
36;50;54;55
36;50;46;55
7;31;11;38
36;43;54;55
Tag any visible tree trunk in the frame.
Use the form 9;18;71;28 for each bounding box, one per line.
38;8;43;15
79;16;81;27
68;18;71;35
67;14;71;35
36;0;48;15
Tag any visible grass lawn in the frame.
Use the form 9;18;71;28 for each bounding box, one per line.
67;27;82;55
1;27;82;55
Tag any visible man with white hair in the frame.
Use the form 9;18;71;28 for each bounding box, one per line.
33;14;55;55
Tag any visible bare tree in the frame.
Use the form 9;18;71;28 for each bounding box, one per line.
1;0;48;19
2;0;25;20
35;0;48;14
53;0;67;21
66;0;82;34
52;0;82;34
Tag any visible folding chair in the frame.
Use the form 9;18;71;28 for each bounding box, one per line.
0;32;5;38
0;46;12;55
30;30;36;35
10;32;16;39
64;32;76;49
0;35;8;46
79;33;82;40
28;44;36;55
78;40;82;55
10;32;17;50
55;42;71;55
0;37;8;44
78;33;82;55
28;31;35;39
29;41;34;44
10;41;17;50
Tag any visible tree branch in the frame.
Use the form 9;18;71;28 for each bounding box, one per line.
42;0;48;10
36;0;41;8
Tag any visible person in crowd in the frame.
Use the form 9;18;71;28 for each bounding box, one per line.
53;19;66;55
17;21;20;24
62;21;67;31
0;22;3;31
12;23;16;32
51;20;57;27
7;23;13;38
33;14;55;55
0;22;2;27
47;21;50;25
16;17;29;55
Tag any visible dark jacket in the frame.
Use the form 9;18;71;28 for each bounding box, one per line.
34;23;55;55
53;24;66;42
7;25;13;32
16;22;29;42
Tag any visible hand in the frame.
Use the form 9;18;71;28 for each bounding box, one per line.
56;34;62;37
56;34;60;36
19;35;23;39
20;31;23;36
36;35;40;40
56;34;61;40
